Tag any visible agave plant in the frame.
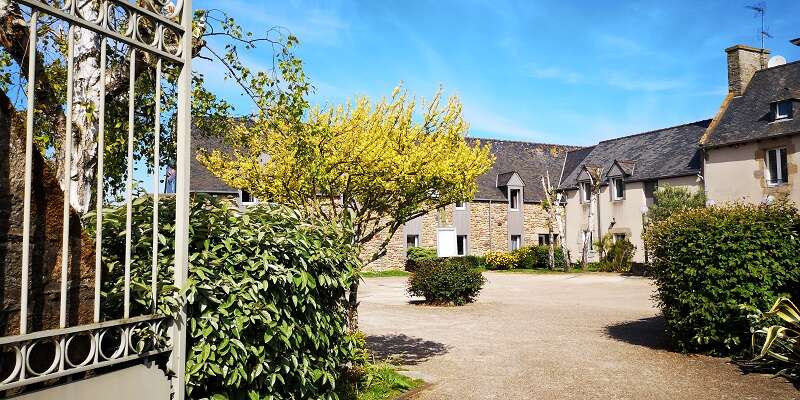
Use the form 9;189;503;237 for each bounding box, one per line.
749;297;800;381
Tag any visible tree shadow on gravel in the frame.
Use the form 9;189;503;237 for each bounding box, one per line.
366;334;448;365
604;316;672;351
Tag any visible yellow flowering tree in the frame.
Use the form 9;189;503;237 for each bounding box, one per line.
199;85;494;328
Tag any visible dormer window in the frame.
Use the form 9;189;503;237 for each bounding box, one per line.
773;100;793;120
240;190;257;206
611;177;625;200
455;201;466;210
508;189;520;210
580;182;591;203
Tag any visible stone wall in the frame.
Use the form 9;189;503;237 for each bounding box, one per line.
363;200;554;270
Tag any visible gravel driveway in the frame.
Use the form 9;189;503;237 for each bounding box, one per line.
359;272;798;400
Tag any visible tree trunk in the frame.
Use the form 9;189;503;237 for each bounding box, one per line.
56;2;101;214
347;280;359;332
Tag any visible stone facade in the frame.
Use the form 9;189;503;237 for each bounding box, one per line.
725;45;769;96
364;200;554;271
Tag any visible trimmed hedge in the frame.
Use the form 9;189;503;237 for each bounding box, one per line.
87;195;361;399
644;202;800;356
407;258;485;305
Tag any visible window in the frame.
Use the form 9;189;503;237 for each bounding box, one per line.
580;182;591;203
611;178;625;200
510;235;522;251
538;234;559;245
240;190;257;205
455;201;466;210
773;100;793;120
613;233;627;243
457;235;468;256
765;147;788;186
406;234;419;249
509;189;520;210
644;181;658;203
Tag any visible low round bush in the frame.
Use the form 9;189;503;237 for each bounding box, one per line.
596;239;635;272
644;202;800;356
407;258;486;305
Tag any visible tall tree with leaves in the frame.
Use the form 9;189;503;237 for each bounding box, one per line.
541;171;569;270
200;86;495;329
580;165;603;271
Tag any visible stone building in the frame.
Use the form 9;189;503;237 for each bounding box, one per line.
369;139;578;270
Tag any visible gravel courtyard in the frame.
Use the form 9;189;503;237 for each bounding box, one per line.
359;272;798;400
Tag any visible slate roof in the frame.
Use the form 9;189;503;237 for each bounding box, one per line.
467;138;580;203
190;128;238;193
703;60;800;147
559;120;711;189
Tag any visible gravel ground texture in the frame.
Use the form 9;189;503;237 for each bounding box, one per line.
359;272;799;400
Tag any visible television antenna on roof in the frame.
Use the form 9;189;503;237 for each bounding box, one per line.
746;2;773;51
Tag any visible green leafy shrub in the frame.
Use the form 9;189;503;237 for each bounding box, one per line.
463;255;485;268
405;247;438;271
486;246;566;270
88;195;361;399
644;202;800;356
647;185;706;224
595;238;635;272
407;258;485;305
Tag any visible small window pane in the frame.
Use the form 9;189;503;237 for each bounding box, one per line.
509;189;520;209
613;178;624;199
406;235;419;248
457;235;467;256
767;149;779;184
455;201;465;209
511;235;522;251
241;190;253;203
780;148;788;182
776;101;792;119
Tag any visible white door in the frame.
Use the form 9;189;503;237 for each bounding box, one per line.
437;228;458;257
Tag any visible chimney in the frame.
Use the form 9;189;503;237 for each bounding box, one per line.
725;45;769;96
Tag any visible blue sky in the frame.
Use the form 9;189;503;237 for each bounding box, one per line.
194;0;800;146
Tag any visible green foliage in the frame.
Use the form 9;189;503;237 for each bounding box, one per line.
595;237;635;272
355;364;422;400
746;297;800;381
407;258;486;305
405;247;438;271
462;255;486;269
644;202;800;356
87;196;361;399
361;270;410;278
484;251;518;270
647;185;706;224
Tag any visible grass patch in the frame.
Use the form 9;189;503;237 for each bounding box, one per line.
362;270;410;278
358;363;423;400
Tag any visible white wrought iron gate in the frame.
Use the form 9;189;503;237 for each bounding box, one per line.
1;0;191;398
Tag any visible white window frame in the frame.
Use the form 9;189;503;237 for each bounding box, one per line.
508;188;521;210
765;147;788;186
239;189;258;206
775;100;792;120
455;201;466;210
406;234;420;249
613;233;627;243
457;235;468;256
510;235;522;251
611;177;625;200
580;182;592;203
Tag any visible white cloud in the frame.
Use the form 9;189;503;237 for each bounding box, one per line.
462;102;548;141
528;66;583;84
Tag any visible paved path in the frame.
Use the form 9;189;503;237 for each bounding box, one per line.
359;272;799;400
